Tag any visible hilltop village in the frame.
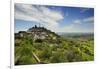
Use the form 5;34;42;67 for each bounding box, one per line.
15;25;60;43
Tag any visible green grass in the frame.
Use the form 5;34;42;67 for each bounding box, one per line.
15;34;94;65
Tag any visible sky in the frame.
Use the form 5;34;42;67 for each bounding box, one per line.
15;3;94;33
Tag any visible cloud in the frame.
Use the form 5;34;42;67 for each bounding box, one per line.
80;8;90;13
57;24;75;32
56;23;93;33
67;16;94;33
73;20;81;24
83;17;94;23
73;16;94;25
15;4;64;32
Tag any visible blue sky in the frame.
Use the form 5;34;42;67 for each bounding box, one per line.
15;3;94;33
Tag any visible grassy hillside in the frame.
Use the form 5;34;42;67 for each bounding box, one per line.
15;33;94;65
